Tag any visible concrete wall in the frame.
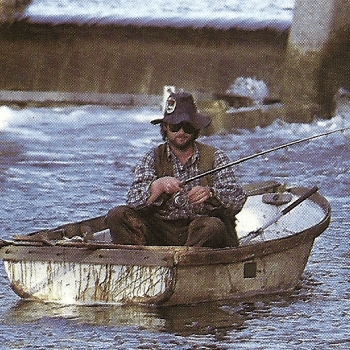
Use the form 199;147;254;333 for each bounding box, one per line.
0;0;32;22
3;0;349;126
283;0;350;121
0;22;288;100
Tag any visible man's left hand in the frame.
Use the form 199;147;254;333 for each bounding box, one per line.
188;186;211;204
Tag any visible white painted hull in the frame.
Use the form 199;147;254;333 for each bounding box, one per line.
4;260;173;305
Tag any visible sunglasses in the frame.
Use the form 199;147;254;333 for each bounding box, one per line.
168;122;197;134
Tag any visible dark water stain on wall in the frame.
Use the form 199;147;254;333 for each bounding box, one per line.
0;22;288;97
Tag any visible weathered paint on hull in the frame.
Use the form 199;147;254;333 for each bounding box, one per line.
4;260;173;305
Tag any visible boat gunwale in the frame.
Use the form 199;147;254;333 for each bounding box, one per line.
1;187;331;267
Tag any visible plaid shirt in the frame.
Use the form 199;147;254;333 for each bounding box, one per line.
126;141;247;220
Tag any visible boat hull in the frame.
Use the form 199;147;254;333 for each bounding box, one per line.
0;184;331;306
1;223;328;306
170;237;314;305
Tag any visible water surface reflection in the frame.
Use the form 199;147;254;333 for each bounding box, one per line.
4;278;317;339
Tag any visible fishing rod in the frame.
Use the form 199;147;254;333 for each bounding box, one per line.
181;126;350;185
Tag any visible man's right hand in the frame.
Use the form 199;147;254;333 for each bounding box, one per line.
147;176;182;203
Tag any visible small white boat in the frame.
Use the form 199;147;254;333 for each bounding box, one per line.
0;181;331;306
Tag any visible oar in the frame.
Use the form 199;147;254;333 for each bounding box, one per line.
0;239;15;247
240;186;319;245
0;237;54;247
0;238;39;248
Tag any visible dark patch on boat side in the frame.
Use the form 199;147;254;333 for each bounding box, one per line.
262;192;293;205
244;262;257;278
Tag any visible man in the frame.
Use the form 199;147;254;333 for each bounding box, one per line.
105;92;247;248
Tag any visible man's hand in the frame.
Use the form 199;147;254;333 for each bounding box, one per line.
148;176;182;203
188;186;211;205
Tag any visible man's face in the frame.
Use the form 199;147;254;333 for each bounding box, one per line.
164;122;197;150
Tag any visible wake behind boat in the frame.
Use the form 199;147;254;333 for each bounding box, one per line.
0;180;331;306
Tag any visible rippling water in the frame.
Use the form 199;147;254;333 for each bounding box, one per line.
0;105;350;349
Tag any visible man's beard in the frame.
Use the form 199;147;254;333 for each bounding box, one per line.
169;135;195;151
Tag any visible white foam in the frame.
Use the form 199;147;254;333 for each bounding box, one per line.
23;0;295;30
0;106;14;130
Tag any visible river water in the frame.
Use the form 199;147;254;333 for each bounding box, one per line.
0;104;350;349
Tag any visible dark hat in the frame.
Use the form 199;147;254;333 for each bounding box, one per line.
151;92;211;129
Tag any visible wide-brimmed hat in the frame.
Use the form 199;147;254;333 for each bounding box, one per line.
151;92;211;129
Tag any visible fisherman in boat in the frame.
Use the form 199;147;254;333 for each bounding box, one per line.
106;92;247;248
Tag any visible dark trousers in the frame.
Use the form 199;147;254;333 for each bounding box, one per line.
105;205;239;248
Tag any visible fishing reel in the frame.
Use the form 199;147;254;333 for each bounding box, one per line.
172;192;189;208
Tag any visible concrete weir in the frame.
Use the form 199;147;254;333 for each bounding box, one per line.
0;22;287;99
0;90;162;107
0;0;350;132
